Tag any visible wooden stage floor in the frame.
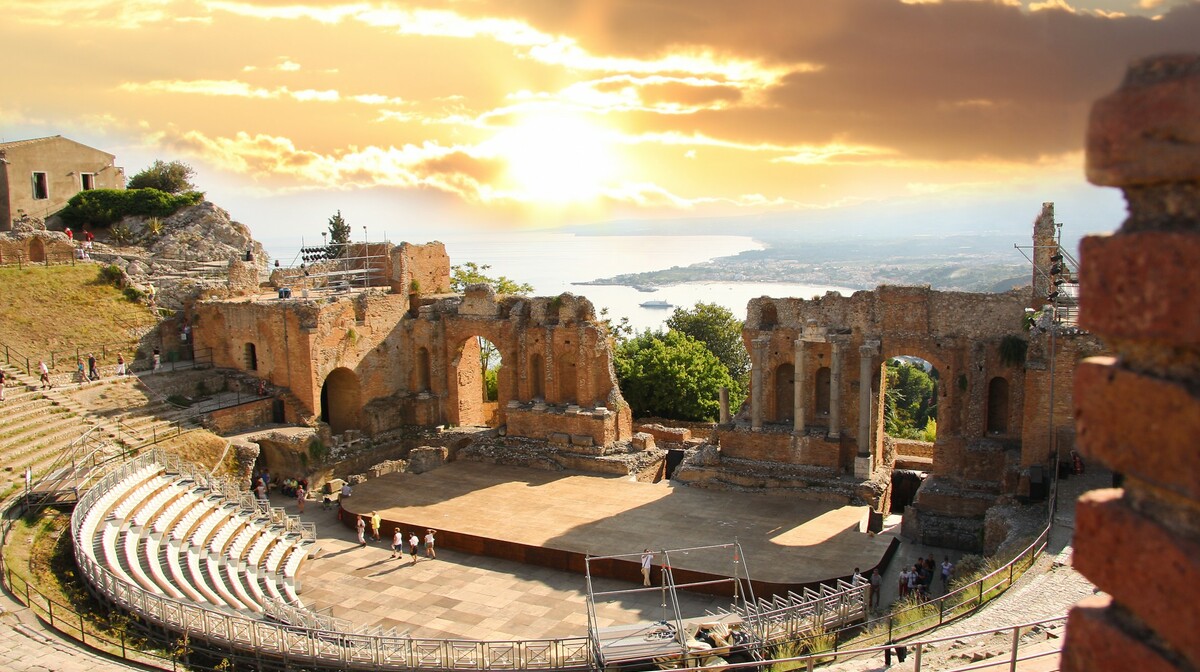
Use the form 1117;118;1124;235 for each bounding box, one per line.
339;462;894;592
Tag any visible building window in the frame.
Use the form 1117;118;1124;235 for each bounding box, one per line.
245;343;258;371
81;173;96;190
32;172;49;200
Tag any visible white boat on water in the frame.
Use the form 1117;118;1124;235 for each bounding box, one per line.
639;300;673;309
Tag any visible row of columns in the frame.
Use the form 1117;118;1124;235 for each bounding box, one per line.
747;334;879;470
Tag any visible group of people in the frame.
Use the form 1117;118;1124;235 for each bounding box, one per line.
65;227;95;260
354;512;436;565
899;556;953;599
35;353;130;389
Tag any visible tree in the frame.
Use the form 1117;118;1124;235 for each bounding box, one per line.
615;330;741;421
666;302;750;391
450;262;533;295
883;360;938;440
327;210;350;256
127;160;197;193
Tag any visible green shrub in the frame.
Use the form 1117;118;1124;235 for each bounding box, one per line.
123;286;145;302
59;188;203;228
98;264;124;287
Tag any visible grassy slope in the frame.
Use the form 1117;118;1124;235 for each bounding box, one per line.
0;264;158;369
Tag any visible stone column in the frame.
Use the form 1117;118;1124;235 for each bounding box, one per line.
793;339;807;433
718;386;730;424
750;336;768;430
1061;54;1200;672
856;340;879;478
829;338;844;438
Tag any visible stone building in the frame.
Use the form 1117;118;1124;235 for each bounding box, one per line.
0;135;125;230
680;203;1100;551
192;241;632;448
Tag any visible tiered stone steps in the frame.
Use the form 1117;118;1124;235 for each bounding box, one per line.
77;458;318;616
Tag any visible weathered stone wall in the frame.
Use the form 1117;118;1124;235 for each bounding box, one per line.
0;231;77;264
204;398;274;434
194;243;632;446
391;241;450;296
1062;54;1200;672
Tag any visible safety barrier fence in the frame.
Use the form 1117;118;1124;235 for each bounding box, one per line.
0;446;1056;672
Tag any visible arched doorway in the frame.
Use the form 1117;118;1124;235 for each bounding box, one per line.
320;367;361;435
28;238;45;263
415;347;431;392
455;336;503;427
530;353;545;400
773;363;794;423
987;377;1010;434
880;355;940;513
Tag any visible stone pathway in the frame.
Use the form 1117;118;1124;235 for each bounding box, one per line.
0;592;144;672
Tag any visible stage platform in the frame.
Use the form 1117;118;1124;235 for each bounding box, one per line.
339;462;896;596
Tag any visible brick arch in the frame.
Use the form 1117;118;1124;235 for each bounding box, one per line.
450;334;513;428
28;237;45;263
321;367;361;435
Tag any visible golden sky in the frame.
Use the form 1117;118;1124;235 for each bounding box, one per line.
3;0;1198;236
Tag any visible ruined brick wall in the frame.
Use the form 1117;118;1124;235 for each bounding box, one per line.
195;250;632;446
391;241;451;296
0;232;75;264
204;398;274;434
1062;54;1200;672
740;286;1029;477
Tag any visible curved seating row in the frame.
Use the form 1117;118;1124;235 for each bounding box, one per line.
76;457;317;618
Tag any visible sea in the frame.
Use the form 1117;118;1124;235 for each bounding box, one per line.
264;231;854;333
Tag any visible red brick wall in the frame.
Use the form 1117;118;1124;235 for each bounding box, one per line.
1061;54;1200;672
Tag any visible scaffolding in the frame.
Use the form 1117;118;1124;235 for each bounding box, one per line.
584;542;761;669
288;239;388;295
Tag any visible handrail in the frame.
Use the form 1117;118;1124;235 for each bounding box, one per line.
57;450;592;670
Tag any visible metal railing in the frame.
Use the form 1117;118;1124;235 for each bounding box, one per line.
0;250;85;269
51;450;590;671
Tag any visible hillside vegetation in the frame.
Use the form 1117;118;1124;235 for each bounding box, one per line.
0;264;158;368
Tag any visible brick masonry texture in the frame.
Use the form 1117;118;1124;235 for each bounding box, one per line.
1075;358;1200;500
1063;596;1179;672
1072;489;1200;667
1064;52;1200;672
1079;232;1200;343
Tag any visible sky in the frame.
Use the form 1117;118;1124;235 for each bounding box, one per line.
3;0;1199;249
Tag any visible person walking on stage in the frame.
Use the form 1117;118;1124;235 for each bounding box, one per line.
391;528;404;559
39;360;51;389
356;515;367;547
409;531;420;565
424;529;436;559
371;511;382;541
641;549;653;587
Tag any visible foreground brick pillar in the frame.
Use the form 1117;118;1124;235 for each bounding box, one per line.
1062;54;1200;672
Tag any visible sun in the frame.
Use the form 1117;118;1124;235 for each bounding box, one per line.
487;112;618;205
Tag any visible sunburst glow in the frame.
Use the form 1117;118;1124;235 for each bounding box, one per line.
487;113;619;205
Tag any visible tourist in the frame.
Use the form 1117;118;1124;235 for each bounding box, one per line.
941;557;954;591
152;347;161;372
641;549;653;587
87;353;99;381
870;569;882;609
370;510;381;541
852;567;865;586
909;564;923;598
39;360;51;389
254;478;267;501
64;226;73;241
356;515;367;547
897;566;908;598
296;483;306;513
0;368;6;401
261;469;271;492
83;230;94;249
115;353;126;376
409;531;420;565
76;358;86;383
424;528;436;559
924;557;936;594
341;482;352;499
391;527;403;559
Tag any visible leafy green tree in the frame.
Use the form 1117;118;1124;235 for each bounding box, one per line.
615;330;740;421
883;360;938;440
666;302;750;391
450;262;533;295
326;210;350;256
127;160;197;193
